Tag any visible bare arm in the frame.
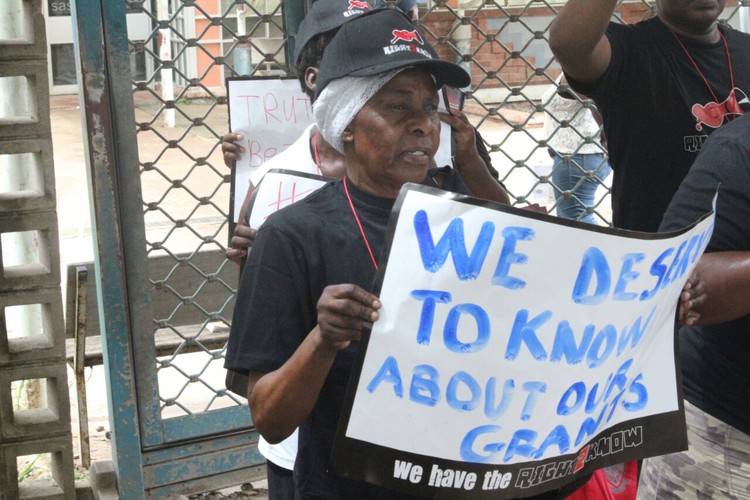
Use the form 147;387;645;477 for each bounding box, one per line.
441;111;510;205
247;284;381;444
686;252;750;326
548;0;617;84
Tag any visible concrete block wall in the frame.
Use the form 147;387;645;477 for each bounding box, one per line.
0;0;75;498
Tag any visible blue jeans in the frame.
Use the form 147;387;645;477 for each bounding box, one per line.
550;152;611;225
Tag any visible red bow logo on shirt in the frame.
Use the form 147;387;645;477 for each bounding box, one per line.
691;87;749;131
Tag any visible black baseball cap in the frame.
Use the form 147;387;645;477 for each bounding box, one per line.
293;0;373;64
316;8;470;94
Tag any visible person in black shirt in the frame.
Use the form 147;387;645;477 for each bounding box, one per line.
549;0;750;232
641;112;750;497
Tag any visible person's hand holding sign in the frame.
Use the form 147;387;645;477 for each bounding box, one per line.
221;132;245;166
221;131;258;264
226;224;257;263
316;284;381;351
678;268;707;326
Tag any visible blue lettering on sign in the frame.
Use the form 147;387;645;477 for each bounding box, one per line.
572;241;706;304
411;289;452;345
576;406;608;446
531;425;571;459
572;247;611;305
640;247;674;300
586;325;616;368
460;425;504;462
617;307;655;355
447;371;482;411
622;373;648;411
409;291;491;353
460;425;572;463
550;322;594;365
505;309;553;361
570;358;648;446
662;240;688;289
491;227;534;290
613;253;645;301
410;364;440;407
504;429;538;462
444;304;491;353
557;381;586;416
585;372;614;414
367;356;404;397
520;381;547;421
506;308;655;365
485;378;515;420
413;210;494;280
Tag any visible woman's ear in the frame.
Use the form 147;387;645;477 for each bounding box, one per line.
341;126;354;144
305;67;319;96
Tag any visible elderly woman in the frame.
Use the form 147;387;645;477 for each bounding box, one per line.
226;9;515;498
226;9;468;497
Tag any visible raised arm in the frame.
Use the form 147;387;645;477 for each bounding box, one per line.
548;0;617;84
687;252;750;326
247;284;381;444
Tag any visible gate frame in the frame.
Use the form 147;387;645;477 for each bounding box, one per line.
71;0;287;496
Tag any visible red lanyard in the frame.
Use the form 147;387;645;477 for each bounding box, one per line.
343;176;378;271
669;28;734;106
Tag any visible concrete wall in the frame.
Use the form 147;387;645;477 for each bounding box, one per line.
0;0;75;497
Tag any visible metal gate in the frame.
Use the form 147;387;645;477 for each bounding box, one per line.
70;0;748;497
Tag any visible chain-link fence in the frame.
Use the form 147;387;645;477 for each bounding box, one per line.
123;0;747;419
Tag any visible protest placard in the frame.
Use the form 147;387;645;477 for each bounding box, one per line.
226;77;454;223
331;184;714;498
226;77;313;222
246;169;331;229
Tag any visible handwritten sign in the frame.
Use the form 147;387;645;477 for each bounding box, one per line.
227;77;454;222
227;77;313;222
246;169;331;229
331;184;714;498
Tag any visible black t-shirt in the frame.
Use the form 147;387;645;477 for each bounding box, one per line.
659;113;750;436
569;17;750;232
226;176;591;498
227;181;391;497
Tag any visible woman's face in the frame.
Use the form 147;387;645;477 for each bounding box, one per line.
342;68;440;198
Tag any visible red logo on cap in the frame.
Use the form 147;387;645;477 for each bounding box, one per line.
348;0;370;9
391;29;423;45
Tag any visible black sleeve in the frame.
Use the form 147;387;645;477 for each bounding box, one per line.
225;222;314;374
659;126;750;253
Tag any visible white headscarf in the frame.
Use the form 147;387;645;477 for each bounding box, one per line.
313;69;404;153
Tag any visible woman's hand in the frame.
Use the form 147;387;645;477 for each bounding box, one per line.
440;109;480;166
221;132;245;168
316;284;381;351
